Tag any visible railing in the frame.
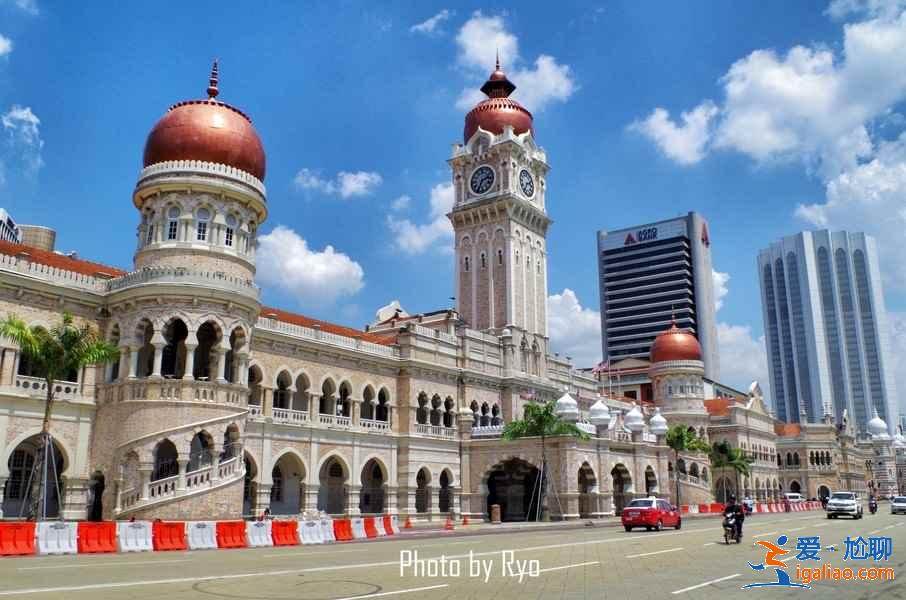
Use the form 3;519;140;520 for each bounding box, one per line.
256;317;400;359
218;457;240;479
185;466;212;490
248;404;262;418
360;418;391;433
136;159;266;197
576;423;597;435
14;375;81;401
471;425;504;438
0;252;111;292
106;266;259;299
318;414;352;428
273;408;309;424
120;487;140;509
410;324;458;344
415;423;456;438
613;430;632;442
149;475;178;499
100;379;245;405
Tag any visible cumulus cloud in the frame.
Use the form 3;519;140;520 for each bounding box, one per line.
410;9;454;35
453;11;577;113
0;35;11;58
713;269;730;311
390;195;411;211
386;182;454;254
547;288;602;368
2;105;44;176
630;102;718;165
13;0;38;15
293;169;383;198
256;226;364;306
631;7;906;179
717;322;771;401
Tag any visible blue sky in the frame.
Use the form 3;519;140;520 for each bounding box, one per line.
3;1;906;401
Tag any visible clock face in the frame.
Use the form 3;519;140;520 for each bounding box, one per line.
470;166;495;195
519;169;535;198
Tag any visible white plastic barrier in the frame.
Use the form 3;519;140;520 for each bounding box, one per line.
687;504;699;514
379;517;393;535
298;520;323;545
246;520;273;547
351;517;367;540
36;521;78;555
320;517;335;543
117;520;153;553
374;517;387;537
187;521;218;550
390;515;400;534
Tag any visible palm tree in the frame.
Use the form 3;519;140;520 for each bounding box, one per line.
665;424;710;507
501;400;589;520
709;440;754;502
0;312;118;519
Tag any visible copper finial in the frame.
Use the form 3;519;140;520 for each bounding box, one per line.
496;48;500;71
207;60;219;99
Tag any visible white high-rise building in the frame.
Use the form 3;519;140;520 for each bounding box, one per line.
0;208;21;244
758;230;899;434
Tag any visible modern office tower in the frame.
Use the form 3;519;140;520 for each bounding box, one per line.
0;208;21;244
758;230;898;434
597;212;719;380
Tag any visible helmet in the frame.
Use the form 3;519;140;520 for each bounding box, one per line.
729;494;736;502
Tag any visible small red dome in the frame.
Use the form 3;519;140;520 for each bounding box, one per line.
464;60;533;143
650;323;702;363
142;62;266;181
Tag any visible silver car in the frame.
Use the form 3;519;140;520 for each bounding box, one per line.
891;496;906;515
826;491;863;519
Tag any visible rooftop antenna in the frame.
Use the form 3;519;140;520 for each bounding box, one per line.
207;59;219;99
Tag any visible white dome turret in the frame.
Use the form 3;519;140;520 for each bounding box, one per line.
868;409;889;438
649;408;668;436
589;398;611;427
624;402;645;433
554;387;579;423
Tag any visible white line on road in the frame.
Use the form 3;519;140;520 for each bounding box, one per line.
671;574;741;594
335;585;449;600
262;548;370;558
18;559;192;570
752;531;778;538
789;527;805;532
868;529;882;535
536;560;600;574
626;547;684;559
703;542;717;546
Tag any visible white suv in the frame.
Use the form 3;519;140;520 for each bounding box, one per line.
826;491;863;519
891;496;906;515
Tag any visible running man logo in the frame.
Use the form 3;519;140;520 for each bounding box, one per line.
742;535;810;589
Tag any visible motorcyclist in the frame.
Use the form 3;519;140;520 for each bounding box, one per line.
723;495;745;541
869;494;878;514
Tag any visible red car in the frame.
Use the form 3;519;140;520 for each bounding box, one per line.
621;497;682;532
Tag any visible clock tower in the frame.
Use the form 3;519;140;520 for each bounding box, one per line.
448;60;552;375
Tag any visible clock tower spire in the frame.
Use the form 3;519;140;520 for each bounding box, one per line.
448;60;552;375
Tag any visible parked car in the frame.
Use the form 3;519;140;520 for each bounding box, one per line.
621;497;682;532
826;491;863;519
784;493;804;503
890;496;906;515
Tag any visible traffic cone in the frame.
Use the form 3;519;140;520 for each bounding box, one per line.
404;516;413;529
462;515;470;526
444;515;454;531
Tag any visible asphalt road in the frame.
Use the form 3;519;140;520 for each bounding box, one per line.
0;510;903;600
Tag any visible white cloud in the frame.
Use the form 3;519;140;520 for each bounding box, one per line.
13;0;38;16
827;0;906;19
390;195;411;211
0;35;12;58
631;7;906;179
410;9;454;35
386;182;454;254
547;288;602;368
453;12;577;113
293;168;383;198
713;269;730;311
256;226;364;306
717;322;771;402
630;101;718;165
2;105;44;175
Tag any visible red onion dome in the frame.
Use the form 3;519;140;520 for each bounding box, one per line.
650;322;702;363
463;57;533;143
143;61;266;181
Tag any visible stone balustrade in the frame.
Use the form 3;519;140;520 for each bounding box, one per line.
106;266;259;299
471;425;504;438
148;475;178;500
13;375;81;402
318;414;352;428
0;252;110;292
360;418;391;433
273;408;309;424
416;423;456;438
256;316;400;359
100;379;246;405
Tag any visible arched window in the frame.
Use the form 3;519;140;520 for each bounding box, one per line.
480;252;487;269
497;249;503;265
464;256;470;272
270;465;283;502
145;213;155;244
195;207;211;242
166;206;180;240
225;214;237;247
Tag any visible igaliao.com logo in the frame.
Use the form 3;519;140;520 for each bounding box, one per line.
742;534;895;589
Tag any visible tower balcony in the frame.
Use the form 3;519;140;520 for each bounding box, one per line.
106;266;259;300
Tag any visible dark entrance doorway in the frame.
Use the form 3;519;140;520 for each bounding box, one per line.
486;458;541;522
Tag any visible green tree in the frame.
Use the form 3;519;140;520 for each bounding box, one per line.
665;424;710;507
0;312;118;519
501;400;589;520
709;440;754;502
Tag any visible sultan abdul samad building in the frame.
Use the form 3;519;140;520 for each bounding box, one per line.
0;63;902;523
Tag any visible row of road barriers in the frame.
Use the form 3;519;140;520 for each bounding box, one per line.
0;515;402;557
679;501;824;515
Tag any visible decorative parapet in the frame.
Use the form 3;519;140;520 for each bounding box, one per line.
136;160;266;198
0;252;109;293
107;267;259;299
255;317;400;359
471;425;504;438
408;323;458;345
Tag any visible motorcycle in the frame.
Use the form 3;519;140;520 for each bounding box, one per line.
869;501;878;515
723;515;741;544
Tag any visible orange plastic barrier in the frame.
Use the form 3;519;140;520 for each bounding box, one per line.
216;521;247;549
698;504;710;513
710;503;725;513
363;517;378;539
680;505;690;513
382;515;395;536
0;522;35;556
152;521;187;551
271;520;299;546
77;522;116;554
333;519;353;541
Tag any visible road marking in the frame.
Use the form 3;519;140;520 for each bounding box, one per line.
703;542;717;546
752;531;778;538
868;529;882;535
262;548;370;558
18;559;191;570
335;585;449;600
788;527;805;532
671;574;741;594
626;547;684;559
536;560;600;574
